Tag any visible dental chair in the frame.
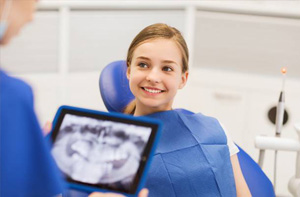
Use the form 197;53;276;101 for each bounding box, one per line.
99;60;276;197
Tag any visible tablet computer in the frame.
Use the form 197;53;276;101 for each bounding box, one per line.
49;105;162;196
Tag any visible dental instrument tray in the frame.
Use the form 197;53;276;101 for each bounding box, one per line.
49;105;162;196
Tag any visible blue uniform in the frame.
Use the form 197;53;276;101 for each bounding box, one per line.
145;110;236;197
0;70;64;197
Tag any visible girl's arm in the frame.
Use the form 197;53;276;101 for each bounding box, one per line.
231;154;252;197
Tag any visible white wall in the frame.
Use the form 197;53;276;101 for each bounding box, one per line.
1;1;300;196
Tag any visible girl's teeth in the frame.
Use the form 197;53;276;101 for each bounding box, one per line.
144;88;162;93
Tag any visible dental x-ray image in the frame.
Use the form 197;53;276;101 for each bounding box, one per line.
51;114;152;191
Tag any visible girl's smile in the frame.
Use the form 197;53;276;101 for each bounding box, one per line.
141;86;166;95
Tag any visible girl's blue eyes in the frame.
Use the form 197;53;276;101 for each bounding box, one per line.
138;63;173;72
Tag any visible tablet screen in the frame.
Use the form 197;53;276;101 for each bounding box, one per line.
50;107;159;194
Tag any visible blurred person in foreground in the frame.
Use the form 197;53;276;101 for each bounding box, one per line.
0;0;64;196
0;0;147;196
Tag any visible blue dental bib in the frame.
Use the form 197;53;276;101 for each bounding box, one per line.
144;110;236;197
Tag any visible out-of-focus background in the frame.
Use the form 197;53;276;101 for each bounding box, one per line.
1;1;299;196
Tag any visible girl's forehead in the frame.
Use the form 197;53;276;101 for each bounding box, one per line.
133;38;182;61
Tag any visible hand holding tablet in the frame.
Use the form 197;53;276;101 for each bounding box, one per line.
89;188;149;197
48;106;161;197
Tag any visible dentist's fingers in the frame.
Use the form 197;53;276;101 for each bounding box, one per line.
138;188;149;197
42;121;52;135
88;188;148;197
88;192;125;197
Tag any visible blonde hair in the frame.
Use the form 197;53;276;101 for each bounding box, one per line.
124;23;189;115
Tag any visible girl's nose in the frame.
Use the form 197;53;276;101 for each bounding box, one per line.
146;68;161;83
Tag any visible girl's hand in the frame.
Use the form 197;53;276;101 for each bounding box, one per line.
88;188;149;197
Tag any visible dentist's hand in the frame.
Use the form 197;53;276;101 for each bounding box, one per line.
88;188;149;197
42;121;52;135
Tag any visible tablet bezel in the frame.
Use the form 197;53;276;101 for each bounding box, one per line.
49;105;161;196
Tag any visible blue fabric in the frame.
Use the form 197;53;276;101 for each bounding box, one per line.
144;110;236;197
0;70;65;197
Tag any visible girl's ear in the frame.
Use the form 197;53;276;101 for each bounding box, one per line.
126;67;131;80
179;71;189;89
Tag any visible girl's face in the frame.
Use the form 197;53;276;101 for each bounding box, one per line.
127;38;188;116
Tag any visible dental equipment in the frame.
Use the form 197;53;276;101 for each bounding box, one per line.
255;67;300;196
275;67;286;137
273;67;286;190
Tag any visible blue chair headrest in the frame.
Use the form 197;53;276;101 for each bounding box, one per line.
99;60;135;113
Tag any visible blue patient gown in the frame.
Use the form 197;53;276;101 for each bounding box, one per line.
145;110;236;197
0;70;64;197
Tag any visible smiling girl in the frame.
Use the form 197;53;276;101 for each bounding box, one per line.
124;23;251;197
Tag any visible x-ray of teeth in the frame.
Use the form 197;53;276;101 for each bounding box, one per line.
52;114;151;190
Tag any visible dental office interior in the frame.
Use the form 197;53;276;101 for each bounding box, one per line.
1;0;300;196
